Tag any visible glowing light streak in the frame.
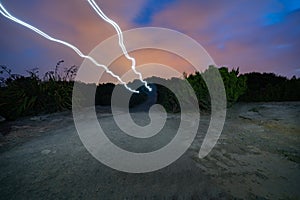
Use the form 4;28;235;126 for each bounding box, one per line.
87;0;152;92
0;2;139;93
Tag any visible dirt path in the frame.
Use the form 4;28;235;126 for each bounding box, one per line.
0;102;299;199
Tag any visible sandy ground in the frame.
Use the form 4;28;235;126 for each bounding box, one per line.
0;102;299;199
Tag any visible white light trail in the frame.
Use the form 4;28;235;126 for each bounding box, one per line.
0;2;139;93
87;0;152;92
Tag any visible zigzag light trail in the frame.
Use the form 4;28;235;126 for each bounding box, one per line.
0;2;140;93
87;0;151;92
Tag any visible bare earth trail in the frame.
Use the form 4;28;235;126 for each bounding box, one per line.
0;102;299;199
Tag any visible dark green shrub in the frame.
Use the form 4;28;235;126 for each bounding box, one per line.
157;66;247;112
239;72;300;102
0;63;76;120
218;67;247;105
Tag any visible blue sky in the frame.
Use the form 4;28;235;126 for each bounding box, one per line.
0;0;299;77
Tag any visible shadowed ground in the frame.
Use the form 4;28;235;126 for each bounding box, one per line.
0;102;299;199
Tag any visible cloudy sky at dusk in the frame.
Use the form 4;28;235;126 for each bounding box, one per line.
0;0;299;79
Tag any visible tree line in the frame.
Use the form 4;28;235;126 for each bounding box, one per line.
238;72;300;102
0;62;299;120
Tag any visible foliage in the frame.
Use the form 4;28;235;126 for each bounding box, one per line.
0;62;76;120
218;67;247;105
0;63;148;120
156;66;248;112
156;82;180;113
95;83;115;106
1;62;299;119
94;81;148;107
238;72;300;102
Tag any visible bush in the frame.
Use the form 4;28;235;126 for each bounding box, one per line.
2;63;297;119
0;62;75;120
238;72;300;102
0;63;149;120
156;66;247;112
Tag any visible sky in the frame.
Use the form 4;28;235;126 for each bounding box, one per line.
0;0;299;80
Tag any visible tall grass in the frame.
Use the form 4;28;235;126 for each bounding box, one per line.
2;62;296;120
0;61;76;120
0;61;148;120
